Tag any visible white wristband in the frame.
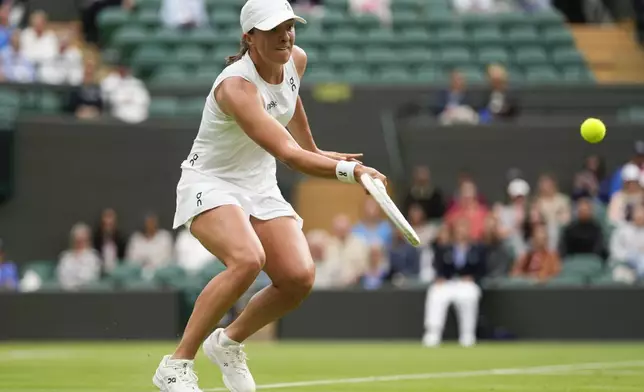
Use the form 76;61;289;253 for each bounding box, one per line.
335;161;358;183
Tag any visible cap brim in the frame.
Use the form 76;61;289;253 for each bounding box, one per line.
254;11;306;31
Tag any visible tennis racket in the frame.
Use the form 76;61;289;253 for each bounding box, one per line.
360;173;421;247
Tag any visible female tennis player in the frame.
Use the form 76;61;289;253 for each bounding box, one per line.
153;1;386;391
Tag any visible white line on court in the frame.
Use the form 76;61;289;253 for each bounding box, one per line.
203;360;644;391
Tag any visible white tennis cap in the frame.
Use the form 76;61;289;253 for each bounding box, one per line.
507;178;530;197
622;163;640;182
241;0;307;34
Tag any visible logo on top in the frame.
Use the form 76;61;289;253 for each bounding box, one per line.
285;1;292;11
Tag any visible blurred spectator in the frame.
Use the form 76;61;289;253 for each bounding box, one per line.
359;242;390;290
608;140;644;197
422;224;453;283
572;154;608;202
38;30;83;85
81;0;135;45
161;0;208;30
407;203;437;246
20;10;58;65
517;0;553;12
403;165;445;221
92;208;126;274
511;224;561;282
307;229;340;289
56;223;101;290
175;228;216;274
0;30;34;83
0;5;13;50
327;214;369;286
349;0;391;25
423;219;485;347
534;173;571;227
495;178;530;256
607;163;644;226
445;180;489;241
479;64;519;122
436;70;478;125
560;198;606;259
353;198;394;248
290;0;324;17
68;59;103;120
610;204;644;278
452;0;495;13
482;215;513;278
448;173;488;208
101;63;150;124
126;213;173;278
0;239;18;291
522;203;559;251
388;230;420;282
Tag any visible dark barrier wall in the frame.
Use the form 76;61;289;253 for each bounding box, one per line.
0;290;182;340
0;127;12;201
279;287;644;340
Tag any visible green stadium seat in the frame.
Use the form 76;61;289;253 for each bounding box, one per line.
40;91;63;114
524;66;559;83
136;9;159;27
532;10;567;29
80;280;114;292
324;0;348;9
111;26;148;54
438;47;472;67
436;28;467;45
326;46;359;64
415;68;441;83
211;9;238;27
507;26;540;46
210;0;242;7
425;12;454;30
514;47;549;66
543;275;585;287
122;280;162;291
305;67;337;83
188;28;219;47
21;260;56;281
38;281;63;292
543;27;575;46
364;47;399;66
340;66;370;84
211;45;239;66
199;260;227;282
304;47;321;65
330;27;361;45
561;254;604;279
149;66;188;88
177;98;207;117
152;28;184;47
471;27;503;46
495;12;530;30
400;27;431;44
137;0;161;11
153;265;187;287
174;45;206;64
194;66;223;84
0;89;21;109
393;10;421;26
489;276;538;288
108;263;143;286
477;47;510;65
551;47;585;67
375;66;414;84
366;29;396;44
132;45;170;68
404;49;434;65
352;14;381;31
322;10;350;29
459;66;485;83
149;97;178;117
97;8;131;42
215;29;243;46
461;14;494;30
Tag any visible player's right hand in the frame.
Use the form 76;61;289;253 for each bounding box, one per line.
355;165;387;188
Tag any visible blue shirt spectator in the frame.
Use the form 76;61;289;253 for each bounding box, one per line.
1;31;36;83
388;234;420;277
352;198;394;248
0;239;18;291
0;5;13;50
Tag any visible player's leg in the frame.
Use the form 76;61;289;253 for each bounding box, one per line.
423;281;452;347
222;216;315;342
452;280;481;347
154;205;264;392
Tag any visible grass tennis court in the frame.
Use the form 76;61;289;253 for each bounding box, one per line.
1;341;643;391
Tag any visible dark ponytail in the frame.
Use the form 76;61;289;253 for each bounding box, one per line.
225;30;254;66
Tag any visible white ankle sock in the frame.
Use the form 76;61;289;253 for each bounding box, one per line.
218;330;240;347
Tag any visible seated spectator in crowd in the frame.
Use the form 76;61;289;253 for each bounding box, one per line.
607;140;644;198
0;5;13;50
388;230;421;282
57;223;101;290
1;30;35;83
610;204;644;278
495;178;530;256
161;0;208;30
522;203;559;251
407;203;437;246
534;173;571;228
511;224;561;282
81;0;135;45
0;239;18;291
39;30;83;85
572;154;609;203
126;213;173;279
421;224;453;283
517;0;553;12
101;63;150;124
68;59;103;120
327;214;369;286
20;10;58;65
447;172;489;209
175;228;216;274
482;215;513;278
359;242;390;290
436;70;478;125
290;0;324;17
92;208;126;275
560;198;606;259
608;163;643;226
479;64;519;122
307;229;340;289
423;219;485;347
403;165;445;221
349;0;392;26
353;198;394;248
445;180;489;241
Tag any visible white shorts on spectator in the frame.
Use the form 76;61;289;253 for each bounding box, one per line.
423;280;481;347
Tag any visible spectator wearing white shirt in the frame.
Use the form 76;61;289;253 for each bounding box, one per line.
160;0;208;30
39;30;84;85
126;213;173;278
326;214;369;286
101;64;150;124
1;30;35;83
608;164;644;226
56;223;102;291
175;228;216;274
20;10;58;65
610;204;644;278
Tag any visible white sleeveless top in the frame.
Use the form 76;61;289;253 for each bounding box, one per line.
180;52;301;193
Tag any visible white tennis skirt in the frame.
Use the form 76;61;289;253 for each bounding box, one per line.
172;169;303;231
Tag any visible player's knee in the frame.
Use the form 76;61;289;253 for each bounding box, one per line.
283;263;315;297
229;247;266;277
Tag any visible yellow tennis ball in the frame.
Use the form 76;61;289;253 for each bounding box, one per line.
580;118;606;143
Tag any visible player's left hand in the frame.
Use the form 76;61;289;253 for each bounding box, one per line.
318;150;363;163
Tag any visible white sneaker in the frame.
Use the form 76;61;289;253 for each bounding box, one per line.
153;355;203;392
203;328;256;392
